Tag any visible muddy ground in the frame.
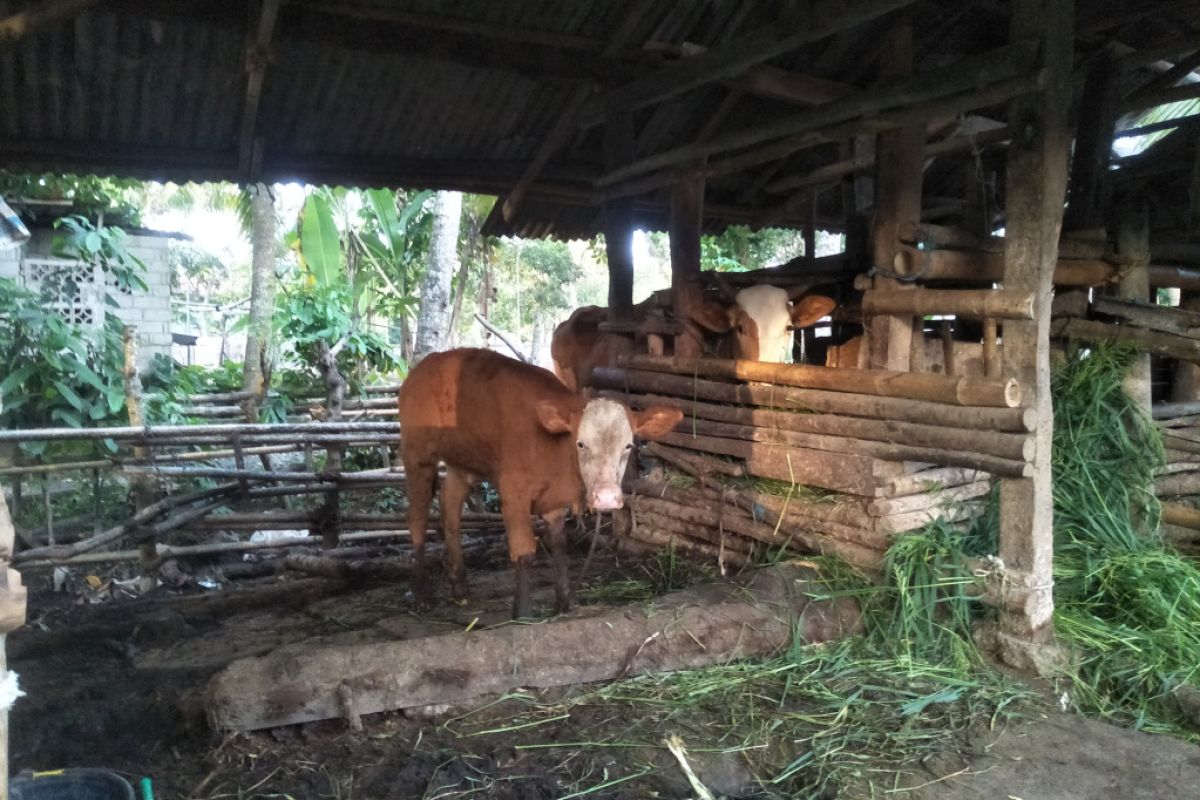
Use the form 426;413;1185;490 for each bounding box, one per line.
11;532;1200;799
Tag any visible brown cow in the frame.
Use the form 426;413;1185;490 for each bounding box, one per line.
551;284;836;390
398;348;682;618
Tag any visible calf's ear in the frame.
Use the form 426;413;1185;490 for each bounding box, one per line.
535;399;576;434
632;406;683;440
690;299;735;332
790;295;836;327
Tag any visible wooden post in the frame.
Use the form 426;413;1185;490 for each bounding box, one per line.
989;0;1073;672
983;318;1000;377
604;109;636;323
315;340;346;550
1063;45;1119;232
669;175;705;358
122;327;160;593
866;22;923;371
1173;143;1200;400
0;488;28;800
1117;202;1152;410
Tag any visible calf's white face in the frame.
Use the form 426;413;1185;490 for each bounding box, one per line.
692;285;837;363
537;398;683;511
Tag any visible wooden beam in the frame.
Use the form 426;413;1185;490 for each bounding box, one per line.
991;0;1073;662
500;0;658;224
0;0;101;40
1063;45;1119;232
1122;48;1200;101
1118;32;1200;69
1114;112;1200;140
237;0;283;181
601;73;1037;204
596;41;1041;190
1117;202;1153;411
579;0;917;126
866;21;923;372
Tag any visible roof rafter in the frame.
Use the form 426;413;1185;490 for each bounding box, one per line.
237;0;283;182
577;0;918;127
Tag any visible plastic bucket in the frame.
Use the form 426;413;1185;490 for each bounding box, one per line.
10;769;136;800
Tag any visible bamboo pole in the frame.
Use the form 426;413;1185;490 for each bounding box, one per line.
620;354;1022;407
0;421;401;444
591;368;1034;432
122;327;160;592
863;289;1035;319
120;466;407;483
613;390;1031;461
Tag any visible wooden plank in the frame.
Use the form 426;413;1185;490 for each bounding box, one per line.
992;0;1073;653
595;40;1041;188
206;564;861;731
579;0;917;126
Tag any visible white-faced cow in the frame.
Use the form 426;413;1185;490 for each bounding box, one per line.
551;279;836;390
398;348;682;618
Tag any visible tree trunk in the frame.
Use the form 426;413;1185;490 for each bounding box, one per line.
414;191;463;363
243;183;277;411
529;313;546;367
447;205;483;346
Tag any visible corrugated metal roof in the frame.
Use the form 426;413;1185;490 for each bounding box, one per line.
0;0;1197;240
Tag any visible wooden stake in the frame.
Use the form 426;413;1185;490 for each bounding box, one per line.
1117;203;1152;411
122;327;160;593
669;175;705;357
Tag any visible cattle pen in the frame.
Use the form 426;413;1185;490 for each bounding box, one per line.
3;0;1200;797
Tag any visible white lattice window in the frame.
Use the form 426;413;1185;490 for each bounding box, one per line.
22;257;105;328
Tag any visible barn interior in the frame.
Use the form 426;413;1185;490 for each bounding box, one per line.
3;0;1200;797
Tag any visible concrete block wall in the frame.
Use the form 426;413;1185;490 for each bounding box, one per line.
10;228;176;368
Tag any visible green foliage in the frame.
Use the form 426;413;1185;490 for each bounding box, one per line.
0;172;146;227
52;215;148;295
489;239;581;332
647;225;807;272
0;280;127;455
1046;343;1198;739
169;242;228;300
276;283;403;387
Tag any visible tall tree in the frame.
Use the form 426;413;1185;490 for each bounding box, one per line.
243;182;277;410
413;190;462;362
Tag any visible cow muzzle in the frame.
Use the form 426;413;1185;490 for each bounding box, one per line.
589;484;624;511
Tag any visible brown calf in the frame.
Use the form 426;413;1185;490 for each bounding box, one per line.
398;348;682;618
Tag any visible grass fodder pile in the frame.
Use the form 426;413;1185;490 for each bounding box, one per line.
1050;343;1200;739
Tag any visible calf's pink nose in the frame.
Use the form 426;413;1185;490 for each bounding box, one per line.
590;485;624;510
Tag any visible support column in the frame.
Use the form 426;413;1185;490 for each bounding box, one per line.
867;22;923;372
604;110;636;323
1117;202;1152;410
670;175;705;358
1173;143;1200;400
988;0;1073;673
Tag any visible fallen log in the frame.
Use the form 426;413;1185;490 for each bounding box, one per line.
206;563;862;731
592;367;1034;431
621;355;1022;408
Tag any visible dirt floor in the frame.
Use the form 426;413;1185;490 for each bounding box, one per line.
11;532;1200;800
